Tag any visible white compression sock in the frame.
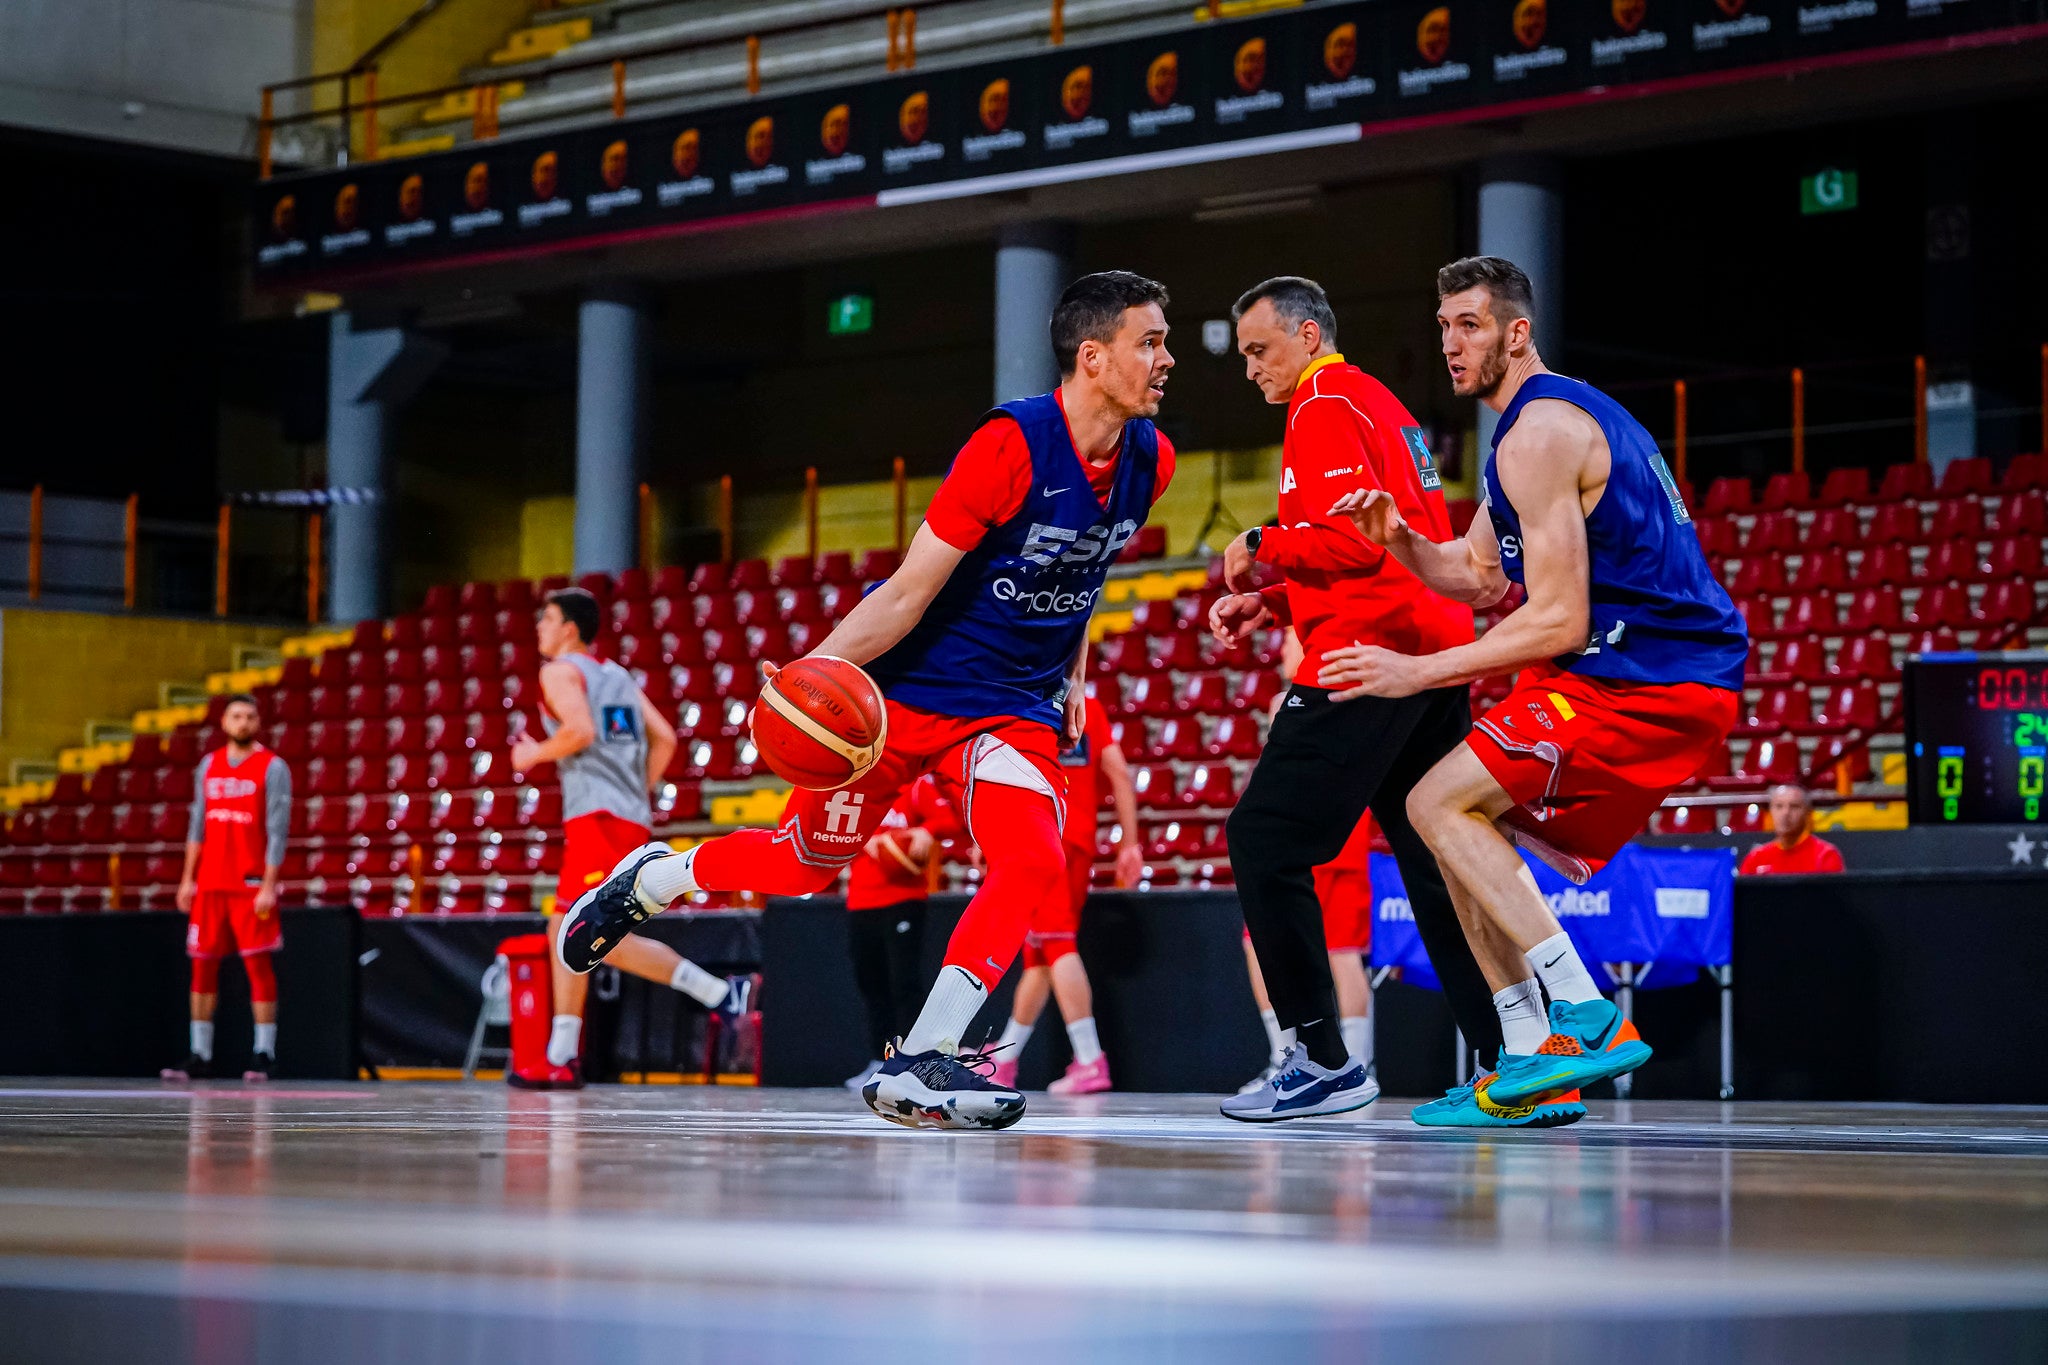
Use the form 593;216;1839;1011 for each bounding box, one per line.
1527;931;1602;1007
252;1022;277;1056
902;965;989;1056
190;1020;214;1062
547;1014;583;1068
996;1016;1034;1056
670;959;729;1008
1493;978;1549;1056
1340;1016;1370;1069
1066;1016;1103;1066
1259;1008;1292;1064
634;845;700;909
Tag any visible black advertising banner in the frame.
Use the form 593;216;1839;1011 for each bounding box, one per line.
1586;0;1689;82
1387;0;1487;112
1483;0;1584;97
251;0;2040;280
1685;0;1790;69
1301;5;1389;123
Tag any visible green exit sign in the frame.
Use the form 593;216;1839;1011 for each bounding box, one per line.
827;293;873;335
1801;167;1858;216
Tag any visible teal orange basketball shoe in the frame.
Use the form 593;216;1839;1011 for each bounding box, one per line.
1486;998;1652;1106
1411;1072;1585;1128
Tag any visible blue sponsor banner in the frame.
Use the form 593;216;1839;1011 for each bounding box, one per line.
1369;844;1733;990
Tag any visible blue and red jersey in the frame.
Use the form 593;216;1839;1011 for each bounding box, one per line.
1484;373;1747;692
866;390;1175;730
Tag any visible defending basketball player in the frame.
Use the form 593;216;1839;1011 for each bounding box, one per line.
988;691;1142;1095
559;272;1178;1130
162;693;290;1082
1323;256;1746;1126
511;588;748;1090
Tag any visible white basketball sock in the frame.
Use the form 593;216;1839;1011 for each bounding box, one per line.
547;1014;583;1067
902;965;988;1056
252;1022;277;1056
190;1020;214;1062
634;845;699;909
1526;932;1602;1007
1066;1016;1103;1066
1259;1008;1292;1065
1340;1016;1370;1069
996;1016;1034;1056
1493;978;1548;1056
670;959;729;1008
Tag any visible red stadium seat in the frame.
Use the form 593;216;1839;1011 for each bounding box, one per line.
1147;634;1202;672
1152;718;1203;761
2000;453;2046;490
1231;672;1284;714
113;803;152;843
1842;586;1903;632
1123;674;1177;717
1760;471;1812;511
83;767;118;805
1828;632;1898;683
771;555;816;588
1815;466;1870;506
1715;734;1803;791
1877;462;1934;502
1182;763;1238;809
693;593;738;630
1937;456;1991;496
614;567;649;600
1981;536;2046;585
1767;592;1837;640
1979;581;2039;638
1924;539;1982;583
1745;512;1802;555
1786;547;1851;594
854;549;901;582
77;805;113;843
1178;672;1229;714
1735;597;1776;638
816;551;858;584
1904;628;1963;658
1906;581;1979;630
1701;477;1753;515
1809;680;1881;734
1860;543;1918;587
1812;736;1875;785
1865;502;1924;545
777;586;824;623
1737;686;1810;738
499;578;536;612
112;766;153;803
1693;516;1741;557
575;572;615;603
1930;498;1985;543
1129;764;1173;810
1994;489;2046;536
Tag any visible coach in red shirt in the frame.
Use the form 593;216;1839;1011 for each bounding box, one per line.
1210;276;1503;1098
1740;784;1846;875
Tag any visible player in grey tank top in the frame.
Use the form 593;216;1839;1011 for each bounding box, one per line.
508;588;746;1090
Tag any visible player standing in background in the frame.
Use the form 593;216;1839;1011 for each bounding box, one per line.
510;588;745;1090
162;694;290;1082
1740;785;1846;874
1325;255;1746;1126
1207;276;1499;1123
989;691;1142;1095
560;271;1177;1130
841;772;964;1090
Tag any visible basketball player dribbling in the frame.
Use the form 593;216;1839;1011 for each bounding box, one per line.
559;272;1178;1130
1323;256;1746;1127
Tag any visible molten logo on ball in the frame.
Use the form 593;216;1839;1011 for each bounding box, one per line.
753;657;888;790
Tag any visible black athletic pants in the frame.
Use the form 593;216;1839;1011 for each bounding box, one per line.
1228;683;1505;1071
847;900;929;1057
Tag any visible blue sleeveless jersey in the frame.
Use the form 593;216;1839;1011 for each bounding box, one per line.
1484;373;1747;691
867;392;1159;729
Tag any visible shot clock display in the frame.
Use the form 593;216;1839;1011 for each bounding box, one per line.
1906;651;2048;825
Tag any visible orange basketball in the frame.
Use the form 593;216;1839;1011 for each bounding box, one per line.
752;657;888;790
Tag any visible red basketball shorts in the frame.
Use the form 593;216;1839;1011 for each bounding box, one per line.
767;701;1064;875
1314;863;1374;954
555;810;655;909
186;889;281;960
1468;663;1739;883
1023;843;1094;969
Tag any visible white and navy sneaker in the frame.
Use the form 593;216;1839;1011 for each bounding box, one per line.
861;1041;1027;1131
1219;1043;1379;1122
556;842;681;974
1236;1059;1285;1096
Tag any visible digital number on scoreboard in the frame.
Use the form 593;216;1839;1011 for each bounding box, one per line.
1906;651;2048;825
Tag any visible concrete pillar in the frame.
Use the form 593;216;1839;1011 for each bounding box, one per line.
326;314;444;623
993;222;1072;405
575;285;649;577
1476;157;1564;453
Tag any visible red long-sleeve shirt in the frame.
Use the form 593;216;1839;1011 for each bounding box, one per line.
844;773;966;910
1254;355;1473;684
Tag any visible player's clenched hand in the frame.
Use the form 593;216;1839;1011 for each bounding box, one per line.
510;737;544;773
176;880;196;915
1318;643;1428;700
1331;488;1404;546
254;885;279;919
1207;591;1271;645
1114;841;1144;889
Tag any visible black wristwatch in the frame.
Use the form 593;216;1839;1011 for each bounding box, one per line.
1244;526;1263;557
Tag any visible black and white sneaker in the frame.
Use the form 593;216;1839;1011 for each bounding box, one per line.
1219;1043;1379;1122
861;1041;1027;1131
161;1052;212;1082
557;843;682;974
243;1052;274;1082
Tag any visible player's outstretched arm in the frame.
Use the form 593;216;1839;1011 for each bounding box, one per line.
808;523;968;666
1318;413;1591;699
1329;488;1508;607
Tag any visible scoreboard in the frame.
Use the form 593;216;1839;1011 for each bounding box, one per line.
1906;651;2048;825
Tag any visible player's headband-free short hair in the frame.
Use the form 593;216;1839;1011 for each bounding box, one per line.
1230;275;1338;348
546;588;603;645
1050;271;1170;378
1436;255;1537;331
222;692;260;714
